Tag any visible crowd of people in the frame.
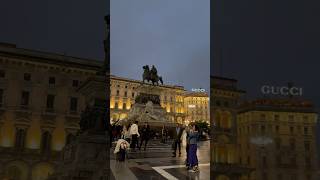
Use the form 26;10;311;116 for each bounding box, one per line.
113;121;200;173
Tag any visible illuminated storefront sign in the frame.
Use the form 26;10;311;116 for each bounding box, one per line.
191;88;205;92
261;85;303;96
188;104;196;108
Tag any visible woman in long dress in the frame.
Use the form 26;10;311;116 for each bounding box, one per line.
187;124;199;172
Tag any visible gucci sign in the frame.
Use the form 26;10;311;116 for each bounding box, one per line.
261;85;303;96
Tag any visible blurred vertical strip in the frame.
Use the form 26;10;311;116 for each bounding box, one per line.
105;0;111;177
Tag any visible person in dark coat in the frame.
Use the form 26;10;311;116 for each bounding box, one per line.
172;123;185;157
185;124;191;168
139;123;150;151
161;125;168;143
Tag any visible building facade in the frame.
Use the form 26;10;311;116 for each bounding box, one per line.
184;91;210;124
212;76;320;180
110;76;210;125
0;43;102;180
211;76;252;180
238;98;319;180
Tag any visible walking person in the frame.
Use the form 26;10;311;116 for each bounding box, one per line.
172;123;184;157
129;121;140;151
121;125;130;142
161;125;167;143
185;125;191;169
112;124;117;142
127;123;132;143
139;123;150;151
187;124;200;172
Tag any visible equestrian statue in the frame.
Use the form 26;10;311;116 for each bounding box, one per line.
142;65;163;85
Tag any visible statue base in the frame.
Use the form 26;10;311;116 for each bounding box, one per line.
48;132;110;180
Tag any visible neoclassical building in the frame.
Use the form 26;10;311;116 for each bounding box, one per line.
238;98;319;180
184;91;210;124
211;76;320;180
211;76;252;180
0;43;102;180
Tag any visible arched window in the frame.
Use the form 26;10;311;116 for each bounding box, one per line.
15;129;26;149
66;133;75;145
41;131;52;153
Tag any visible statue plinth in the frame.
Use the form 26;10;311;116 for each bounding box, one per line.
123;83;175;129
48;133;109;180
136;83;163;94
48;74;110;180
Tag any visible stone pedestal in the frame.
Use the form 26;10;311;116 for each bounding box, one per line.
48;74;110;180
49;132;109;180
123;83;176;136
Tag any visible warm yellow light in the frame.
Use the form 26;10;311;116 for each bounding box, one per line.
120;113;127;120
28;139;39;149
26;121;41;149
0;120;15;147
166;105;170;112
53;142;64;151
52;126;66;151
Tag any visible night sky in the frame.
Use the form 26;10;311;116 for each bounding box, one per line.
212;0;320;107
0;0;108;61
111;0;210;92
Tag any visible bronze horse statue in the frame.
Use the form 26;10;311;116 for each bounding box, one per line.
142;65;163;85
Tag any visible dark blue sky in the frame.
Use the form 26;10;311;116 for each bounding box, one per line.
111;0;210;92
212;0;320;107
0;0;107;61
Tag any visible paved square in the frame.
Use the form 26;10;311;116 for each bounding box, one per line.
111;141;210;180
